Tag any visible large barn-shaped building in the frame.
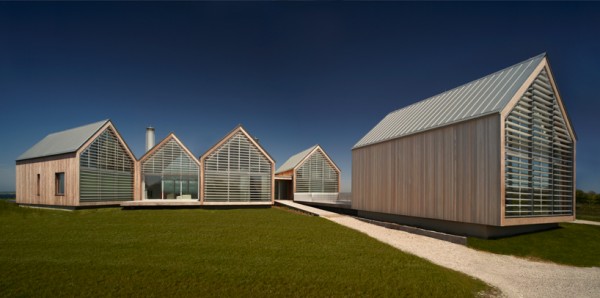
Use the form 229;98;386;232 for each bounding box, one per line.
200;125;274;205
352;53;576;238
16;120;137;207
275;145;340;202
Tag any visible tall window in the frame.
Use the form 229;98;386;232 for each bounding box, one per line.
504;69;574;217
204;131;272;202
36;174;40;196
295;150;339;193
142;138;199;200
55;173;65;196
79;127;134;201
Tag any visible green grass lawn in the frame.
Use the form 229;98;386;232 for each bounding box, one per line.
468;223;600;267
0;201;491;297
577;204;600;222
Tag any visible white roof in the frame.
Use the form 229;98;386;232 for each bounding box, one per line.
353;53;546;149
275;145;318;174
17;120;109;161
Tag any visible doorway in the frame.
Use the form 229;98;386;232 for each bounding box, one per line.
275;179;293;200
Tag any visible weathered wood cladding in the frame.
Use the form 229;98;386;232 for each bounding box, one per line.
16;154;79;206
275;169;293;177
352;114;501;226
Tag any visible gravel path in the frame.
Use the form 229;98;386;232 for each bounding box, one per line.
573;219;600;226
276;201;600;298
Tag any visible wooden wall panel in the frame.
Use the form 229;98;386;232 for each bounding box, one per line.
275;169;293;177
134;161;141;201
351;114;501;226
16;154;79;206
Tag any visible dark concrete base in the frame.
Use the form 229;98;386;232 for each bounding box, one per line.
296;202;358;216
356;210;559;239
356;216;468;245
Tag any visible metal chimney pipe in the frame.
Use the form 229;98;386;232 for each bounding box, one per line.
145;127;155;152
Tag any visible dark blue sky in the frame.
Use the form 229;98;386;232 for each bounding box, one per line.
1;2;599;192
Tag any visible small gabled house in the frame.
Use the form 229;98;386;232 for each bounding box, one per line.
137;133;200;200
352;53;576;238
275;145;340;201
16;120;137;207
200;125;275;204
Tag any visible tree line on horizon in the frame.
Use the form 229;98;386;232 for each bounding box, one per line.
577;189;600;205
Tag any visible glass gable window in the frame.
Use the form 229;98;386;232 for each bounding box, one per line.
504;69;574;217
80;127;134;201
204;131;272;202
295;150;339;193
142;138;199;200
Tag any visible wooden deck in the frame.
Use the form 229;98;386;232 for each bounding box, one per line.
120;200;273;207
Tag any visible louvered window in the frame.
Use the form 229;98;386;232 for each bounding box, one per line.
80;127;134;201
505;70;574;217
142;138;199;199
204;131;271;202
295;150;339;193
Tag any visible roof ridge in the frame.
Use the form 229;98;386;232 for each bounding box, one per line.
45;119;109;136
385;53;546;116
16;119;111;161
353;53;547;149
275;144;319;173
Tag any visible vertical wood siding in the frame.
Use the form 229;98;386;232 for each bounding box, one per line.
275;169;293;177
16;154;79;206
352;114;501;226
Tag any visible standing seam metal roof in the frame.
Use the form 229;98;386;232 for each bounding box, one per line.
275;145;319;174
16;120;109;161
353;53;546;149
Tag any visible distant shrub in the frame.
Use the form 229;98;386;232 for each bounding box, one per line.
0;193;16;199
577;189;600;205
